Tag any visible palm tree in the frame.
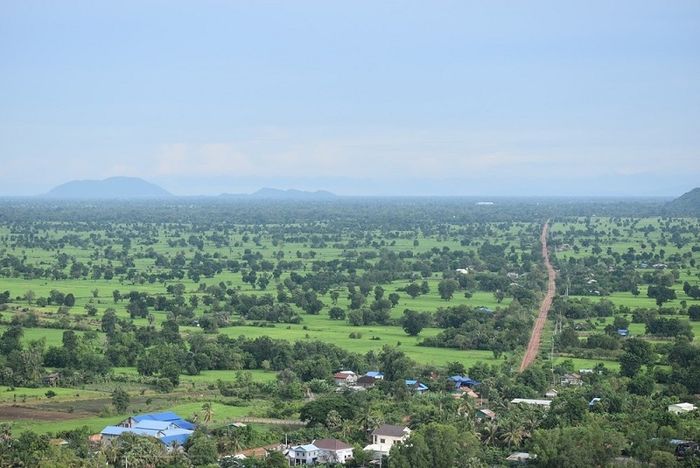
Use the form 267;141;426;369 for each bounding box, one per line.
202;402;214;425
500;420;525;449
480;420;500;446
457;394;476;417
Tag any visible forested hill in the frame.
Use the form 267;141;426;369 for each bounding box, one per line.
667;187;700;215
44;176;172;199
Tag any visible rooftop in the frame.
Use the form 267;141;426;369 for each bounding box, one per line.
372;424;409;437
313;438;353;451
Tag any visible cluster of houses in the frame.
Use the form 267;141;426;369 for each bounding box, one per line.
333;370;384;390
333;370;485;398
284;424;412;465
98;412;196;449
285;438;354;465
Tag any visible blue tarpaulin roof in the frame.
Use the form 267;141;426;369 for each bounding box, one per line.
449;375;480;388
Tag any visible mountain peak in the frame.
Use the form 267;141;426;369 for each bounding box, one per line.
45;177;172;199
666;187;700;215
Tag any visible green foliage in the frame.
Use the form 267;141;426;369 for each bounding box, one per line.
186;431;218;466
111;387;130;413
531;423;625;468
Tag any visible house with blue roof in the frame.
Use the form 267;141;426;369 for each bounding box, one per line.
405;379;429;394
100;411;196;450
286;443;320;465
128;411;196;431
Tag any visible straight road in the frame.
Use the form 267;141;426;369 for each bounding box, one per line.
519;221;556;372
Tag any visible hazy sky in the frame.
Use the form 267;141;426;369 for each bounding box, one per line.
1;1;699;196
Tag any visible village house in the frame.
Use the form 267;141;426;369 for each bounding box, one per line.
560;373;583;386
668;403;697;414
545;389;558;398
476;408;496;421
364;424;411;456
313;438;354;464
43;372;60;386
405;379;429;394
506;452;537;463
453;386;480;399
287;443;320;465
99;412;195;450
333;370;357;386
120;411;196;430
510;398;552;409
356;374;381;389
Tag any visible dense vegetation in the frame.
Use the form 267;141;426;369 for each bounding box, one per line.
0;198;698;467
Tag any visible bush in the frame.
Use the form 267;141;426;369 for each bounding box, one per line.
154;378;174;393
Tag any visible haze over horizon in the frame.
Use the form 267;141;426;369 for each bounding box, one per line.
1;1;699;197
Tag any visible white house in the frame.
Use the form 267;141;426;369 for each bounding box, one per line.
314;438;354;464
364;424;411;456
333;371;358;386
510;398;552;409
287;444;320;465
668;403;697;414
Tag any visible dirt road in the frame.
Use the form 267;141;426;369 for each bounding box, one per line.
519;221;556;372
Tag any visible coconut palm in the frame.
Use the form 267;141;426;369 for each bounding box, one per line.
457;394;476;417
480;420;500;446
202;402;214;425
500;420;525;449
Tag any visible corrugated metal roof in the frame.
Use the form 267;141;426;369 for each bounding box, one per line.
133;420;173;431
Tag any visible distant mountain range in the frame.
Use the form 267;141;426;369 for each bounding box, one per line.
44;177;172;199
42;177;337;200
666;187;700;215
220;187;337;200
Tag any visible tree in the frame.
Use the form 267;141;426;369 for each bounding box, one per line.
23;290;36;305
500;419;526;449
689;305;700;321
647;285;676;306
201;402;214;425
101;309;118;335
627;372;655;396
329;306;346;320
111;388;130;414
446;361;466;376
110;432;165;467
437;279;459;300
400;309;430;336
620;338;654;377
378;346;414;381
63;293;75;307
84;303;98;316
374;285;385;301
388;292;400;307
389;432;431;468
531;424;625;468
403;283;421;299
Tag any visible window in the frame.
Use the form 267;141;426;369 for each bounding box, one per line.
380;438;386;443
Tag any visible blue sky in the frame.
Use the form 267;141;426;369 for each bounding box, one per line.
1;1;698;196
